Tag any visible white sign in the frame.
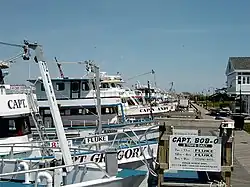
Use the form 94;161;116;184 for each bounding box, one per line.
84;135;108;144
73;143;158;165
50;140;73;148
0;94;30;116
169;135;221;172
173;129;199;136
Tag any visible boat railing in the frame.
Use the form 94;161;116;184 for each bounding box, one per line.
0;160;111;186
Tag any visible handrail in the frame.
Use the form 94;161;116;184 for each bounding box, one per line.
0;161;110;178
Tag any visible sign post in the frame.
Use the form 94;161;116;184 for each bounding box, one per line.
169;135;222;172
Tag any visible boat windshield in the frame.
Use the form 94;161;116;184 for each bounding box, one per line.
0;116;31;138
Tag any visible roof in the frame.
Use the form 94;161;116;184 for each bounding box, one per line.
229;57;250;70
27;77;91;83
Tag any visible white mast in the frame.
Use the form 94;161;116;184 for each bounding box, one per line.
32;43;73;170
0;41;74;171
85;60;102;134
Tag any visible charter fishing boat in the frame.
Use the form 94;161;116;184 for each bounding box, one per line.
28;68;177;127
0;40;158;187
0;41;157;187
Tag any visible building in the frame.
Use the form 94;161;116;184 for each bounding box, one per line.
225;57;250;114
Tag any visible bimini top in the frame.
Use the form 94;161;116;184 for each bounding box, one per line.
0;85;31;117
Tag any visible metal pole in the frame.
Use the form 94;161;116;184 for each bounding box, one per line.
95;65;102;134
33;45;73;171
205;91;208;109
240;82;242;115
148;80;153;119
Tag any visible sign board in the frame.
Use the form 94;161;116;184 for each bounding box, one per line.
169;135;221;172
84;135;108;144
50;140;73;148
173;129;199;136
0;94;30;116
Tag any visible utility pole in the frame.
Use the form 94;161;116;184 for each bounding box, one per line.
85;60;102;134
148;80;153;119
239;82;242;115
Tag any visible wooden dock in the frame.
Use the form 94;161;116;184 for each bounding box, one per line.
155;104;250;186
193;104;250;186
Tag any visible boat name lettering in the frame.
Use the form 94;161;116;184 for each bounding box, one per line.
7;99;27;109
102;129;117;133
90;146;147;163
85;135;108;144
140;108;154;113
157;106;168;111
73;155;87;163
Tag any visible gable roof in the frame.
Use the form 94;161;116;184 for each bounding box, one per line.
229;57;250;70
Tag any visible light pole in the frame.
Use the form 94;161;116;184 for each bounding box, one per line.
202;88;208;109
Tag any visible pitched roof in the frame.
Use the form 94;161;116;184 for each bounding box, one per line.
229;57;250;70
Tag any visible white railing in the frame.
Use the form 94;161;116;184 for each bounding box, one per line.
4;122;159;158
0;161;110;186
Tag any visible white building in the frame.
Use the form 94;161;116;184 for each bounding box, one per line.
225;57;250;114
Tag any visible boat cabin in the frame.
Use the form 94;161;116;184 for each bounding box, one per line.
27;77;125;126
0;85;32;155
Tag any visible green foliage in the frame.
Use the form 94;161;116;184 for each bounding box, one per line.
244;123;250;134
196;101;232;109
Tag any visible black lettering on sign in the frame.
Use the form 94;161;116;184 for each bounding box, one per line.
194;138;219;144
8;99;27;109
90;146;147;163
172;137;191;143
85;136;108;144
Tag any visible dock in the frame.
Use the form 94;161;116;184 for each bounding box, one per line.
191;103;250;186
155;103;250;186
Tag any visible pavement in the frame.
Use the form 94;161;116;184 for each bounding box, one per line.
192;103;250;187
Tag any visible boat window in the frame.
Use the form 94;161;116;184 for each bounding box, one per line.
101;83;109;88
41;83;45;91
111;83;116;88
0;116;31;138
92;81;96;90
56;83;65;91
70;109;80;115
82;82;90;91
71;82;79;92
116;84;122;88
121;98;126;103
127;98;135;106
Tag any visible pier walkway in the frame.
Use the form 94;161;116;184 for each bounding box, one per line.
192;103;250;186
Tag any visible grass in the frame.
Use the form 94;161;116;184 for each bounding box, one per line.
196;101;232;109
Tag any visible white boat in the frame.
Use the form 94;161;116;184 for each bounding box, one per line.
27;70;177;127
0;40;158;186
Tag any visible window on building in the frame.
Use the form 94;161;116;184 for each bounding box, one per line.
243;77;246;84
41;83;45;91
247;77;250;84
56;83;65;91
82;82;90;91
238;76;241;84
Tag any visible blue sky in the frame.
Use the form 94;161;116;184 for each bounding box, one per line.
0;0;250;92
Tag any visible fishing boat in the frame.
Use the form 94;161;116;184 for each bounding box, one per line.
0;40;157;186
